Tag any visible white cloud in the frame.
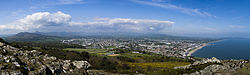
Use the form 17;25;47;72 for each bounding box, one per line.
132;0;212;17
0;11;71;30
0;11;174;34
70;18;174;32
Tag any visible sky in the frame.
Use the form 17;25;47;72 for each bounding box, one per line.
0;0;250;38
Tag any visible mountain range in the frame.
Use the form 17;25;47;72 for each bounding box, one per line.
4;32;65;42
3;32;215;42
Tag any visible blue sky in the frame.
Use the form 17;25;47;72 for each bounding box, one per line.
0;0;250;37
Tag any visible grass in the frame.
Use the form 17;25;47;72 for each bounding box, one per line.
108;54;120;56
116;62;191;74
32;47;41;50
63;48;107;54
127;62;191;69
104;46;116;48
120;53;152;58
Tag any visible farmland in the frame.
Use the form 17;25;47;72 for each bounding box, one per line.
63;48;107;54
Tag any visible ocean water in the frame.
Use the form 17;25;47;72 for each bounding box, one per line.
192;39;250;60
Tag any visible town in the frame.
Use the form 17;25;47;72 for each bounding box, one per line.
62;38;208;57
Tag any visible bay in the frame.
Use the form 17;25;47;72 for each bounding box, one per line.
192;39;250;60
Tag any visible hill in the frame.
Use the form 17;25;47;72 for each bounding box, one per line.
4;32;66;42
0;39;91;74
4;32;216;42
1;38;250;74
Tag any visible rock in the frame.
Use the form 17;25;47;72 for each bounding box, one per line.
63;60;71;70
2;49;7;54
0;41;91;74
211;57;220;63
72;61;91;69
0;65;5;70
174;57;222;70
38;65;47;74
13;62;20;67
187;65;227;75
0;42;4;47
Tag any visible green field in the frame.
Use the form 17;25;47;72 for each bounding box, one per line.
120;53;152;58
63;48;107;54
127;62;191;69
104;46;116;48
32;47;41;50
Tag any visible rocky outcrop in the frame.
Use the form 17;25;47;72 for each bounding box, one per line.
186;60;249;75
73;61;91;69
0;41;91;75
0;42;4;47
174;57;221;69
174;57;249;75
186;64;228;75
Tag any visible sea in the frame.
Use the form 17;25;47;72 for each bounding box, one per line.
192;39;250;60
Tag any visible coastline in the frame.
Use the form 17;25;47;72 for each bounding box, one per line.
187;40;223;56
208;40;224;44
187;43;207;56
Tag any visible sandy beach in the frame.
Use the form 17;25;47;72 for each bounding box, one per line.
187;40;223;56
187;44;207;56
